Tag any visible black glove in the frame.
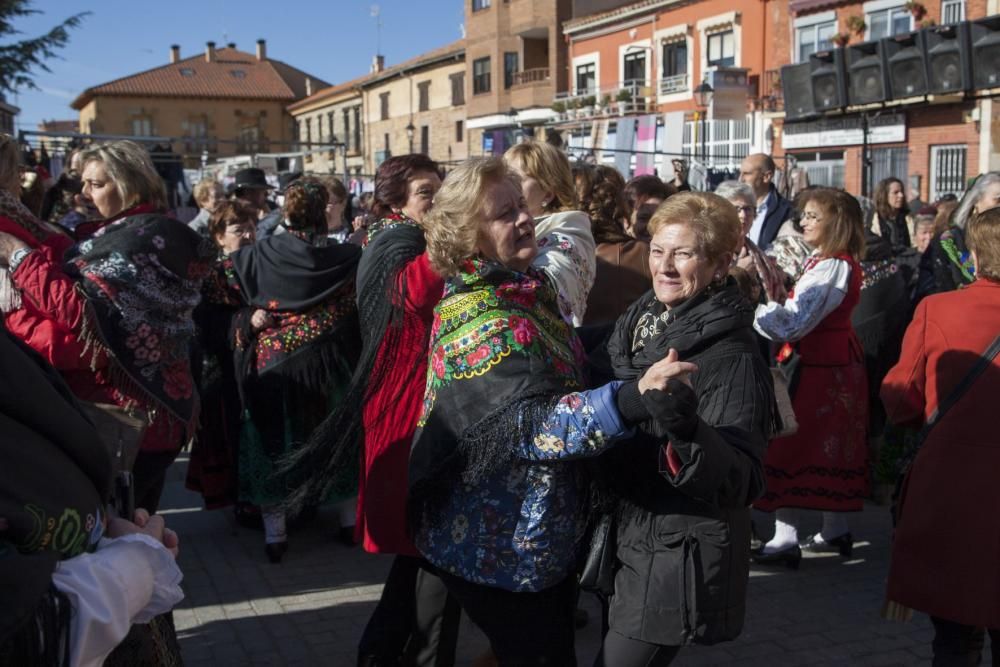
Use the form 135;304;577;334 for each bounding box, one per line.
614;380;650;426
640;379;699;442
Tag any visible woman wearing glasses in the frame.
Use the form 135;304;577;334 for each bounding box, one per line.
751;187;869;568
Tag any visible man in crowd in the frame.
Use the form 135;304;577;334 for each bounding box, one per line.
739;153;792;250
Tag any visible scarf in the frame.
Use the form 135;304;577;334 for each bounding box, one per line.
0;189;69;312
408;257;586;522
63;213;215;428
278;216;427;512
0;326;110;660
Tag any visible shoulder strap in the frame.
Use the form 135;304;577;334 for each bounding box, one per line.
918;334;1000;441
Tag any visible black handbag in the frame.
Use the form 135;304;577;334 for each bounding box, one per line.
578;513;617;598
891;334;1000;526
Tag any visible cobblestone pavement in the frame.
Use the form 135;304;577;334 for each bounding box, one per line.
163;454;990;666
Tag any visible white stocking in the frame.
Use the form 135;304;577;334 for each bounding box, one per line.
762;508;798;554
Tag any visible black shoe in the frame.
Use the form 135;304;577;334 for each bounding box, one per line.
234;502;263;531
265;541;288;564
751;545;802;570
801;532;853;558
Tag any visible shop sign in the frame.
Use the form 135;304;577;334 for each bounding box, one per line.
782;113;906;149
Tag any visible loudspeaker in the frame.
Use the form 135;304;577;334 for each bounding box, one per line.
884;31;928;99
780;49;846;120
924;22;972;93
970;15;1000;89
846;40;889;105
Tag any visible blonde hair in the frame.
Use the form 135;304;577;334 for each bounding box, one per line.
648;191;742;262
424;157;513;277
193;178;221;207
967;207;1000;282
79;140;167;211
503;140;578;214
0;134;19;193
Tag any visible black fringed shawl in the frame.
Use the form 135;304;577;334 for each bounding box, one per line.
278;216;427;512
0;327;111;664
407;257;586;524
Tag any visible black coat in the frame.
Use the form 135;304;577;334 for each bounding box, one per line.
600;283;774;646
758;187;793;250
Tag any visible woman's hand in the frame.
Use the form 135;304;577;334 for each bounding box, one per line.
250;309;274;331
0;231;29;265
638;348;698;394
106;508;180;559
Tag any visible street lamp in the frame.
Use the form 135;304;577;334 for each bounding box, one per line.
406;121;415;154
693;80;713;164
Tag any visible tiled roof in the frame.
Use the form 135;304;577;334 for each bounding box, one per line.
70;47;330;109
287;73;370;113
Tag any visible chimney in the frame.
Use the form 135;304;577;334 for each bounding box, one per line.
305;77;313;96
256;39;267;61
227;42;236;49
205;41;216;63
169;44;180;63
371;54;385;74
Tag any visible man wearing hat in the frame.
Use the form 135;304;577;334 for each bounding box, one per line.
255;171;303;240
232;167;275;222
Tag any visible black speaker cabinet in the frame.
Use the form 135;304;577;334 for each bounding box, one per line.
884;31;928;99
780;49;846;120
846;40;889;105
925;22;972;94
970;15;1000;89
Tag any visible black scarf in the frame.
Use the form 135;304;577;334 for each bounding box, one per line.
278;220;427;512
0;326;111;662
63;213;215;428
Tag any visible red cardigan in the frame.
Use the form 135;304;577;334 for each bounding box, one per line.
355;252;443;555
881;279;1000;628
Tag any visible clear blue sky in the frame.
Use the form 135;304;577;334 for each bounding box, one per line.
13;0;464;130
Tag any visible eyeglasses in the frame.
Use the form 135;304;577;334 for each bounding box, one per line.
737;206;755;216
802;211;822;222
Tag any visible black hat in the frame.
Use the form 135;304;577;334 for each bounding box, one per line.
278;171;303;193
233;167;274;191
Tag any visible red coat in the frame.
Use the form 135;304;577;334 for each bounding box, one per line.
355;253;443;555
881;279;1000;628
2;211;184;454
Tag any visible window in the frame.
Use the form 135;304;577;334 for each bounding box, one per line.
327;112;335;142
473;57;491;95
788;151;846;189
131;117;152;137
576;63;596;94
870;146;909;194
179;68;195;77
305;117;312;144
796;20;836;63
942;0;965;24
418;81;431;112
930;144;967;201
420;125;429;155
504;52;519;89
380;92;390;121
472;0;490;10
623;51;646;87
353;106;362;154
237;124;262;153
867;5;912;40
343;108;351;151
456;120;464;143
183;115;209;153
230;70;247;79
451;72;465;105
384;132;390;156
661;40;687;93
681;115;751;167
707;30;735;67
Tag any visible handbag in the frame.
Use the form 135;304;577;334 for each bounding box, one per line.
77;402;147;475
769;367;799;438
891;333;1000;526
578;513;617;598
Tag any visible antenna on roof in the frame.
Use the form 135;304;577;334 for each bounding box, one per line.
370;5;382;60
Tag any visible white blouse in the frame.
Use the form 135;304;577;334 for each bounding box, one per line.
754;254;851;343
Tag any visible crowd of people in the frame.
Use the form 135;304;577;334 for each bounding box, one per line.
1;134;997;666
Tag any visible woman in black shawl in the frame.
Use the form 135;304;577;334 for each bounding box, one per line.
223;178;362;563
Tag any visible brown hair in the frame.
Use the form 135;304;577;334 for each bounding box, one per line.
503;140;578;213
423;157;513;277
207;200;257;244
0;134;19;193
873;177;908;222
933;199;959;235
625;175;671;213
78;140;167;212
799;187;866;260
193;178;222;207
318;175;348;203
283;177;329;232
372;154;440;219
967;207;1000;282
648;191;741;264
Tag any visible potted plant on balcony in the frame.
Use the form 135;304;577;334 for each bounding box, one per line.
846;15;866;36
616;88;632;116
551;100;566;115
600;94;613;115
904;1;927;21
581;95;596;117
919;17;936;29
832;32;850;48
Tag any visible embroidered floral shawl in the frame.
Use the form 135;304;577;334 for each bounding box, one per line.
408;257;586;521
64;214;215;427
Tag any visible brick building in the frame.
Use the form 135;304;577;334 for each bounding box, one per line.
71;41;329;167
774;0;990;201
360;42;468;175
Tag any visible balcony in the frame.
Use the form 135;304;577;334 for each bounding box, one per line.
659;73;689;95
552;81;656;122
511;67;550;86
752;69;784;112
510;67;554;109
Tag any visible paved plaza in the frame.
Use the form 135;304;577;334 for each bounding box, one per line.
163;454;989;666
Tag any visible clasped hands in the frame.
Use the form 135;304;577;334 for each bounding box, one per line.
636;348;700;441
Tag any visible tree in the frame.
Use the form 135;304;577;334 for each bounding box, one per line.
0;1;89;96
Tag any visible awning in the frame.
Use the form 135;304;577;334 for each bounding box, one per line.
789;0;848;15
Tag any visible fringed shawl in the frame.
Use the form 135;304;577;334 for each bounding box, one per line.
63;214;215;429
408;257;586;523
